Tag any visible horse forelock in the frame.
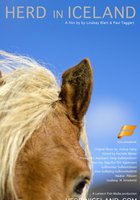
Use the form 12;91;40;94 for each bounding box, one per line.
0;51;60;199
0;51;91;200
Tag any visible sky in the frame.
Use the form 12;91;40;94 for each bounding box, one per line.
0;0;139;187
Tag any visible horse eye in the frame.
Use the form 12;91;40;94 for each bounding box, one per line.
74;180;87;195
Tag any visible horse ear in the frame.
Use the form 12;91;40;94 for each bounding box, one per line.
60;59;93;123
0;71;4;85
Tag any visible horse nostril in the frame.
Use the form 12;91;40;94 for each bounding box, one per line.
74;176;90;195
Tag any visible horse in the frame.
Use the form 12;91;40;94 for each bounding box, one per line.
0;51;93;200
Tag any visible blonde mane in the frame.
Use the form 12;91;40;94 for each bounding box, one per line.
0;51;91;200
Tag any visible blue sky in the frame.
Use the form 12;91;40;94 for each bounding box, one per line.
0;0;139;187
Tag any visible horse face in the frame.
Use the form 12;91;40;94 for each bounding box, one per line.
15;59;93;200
